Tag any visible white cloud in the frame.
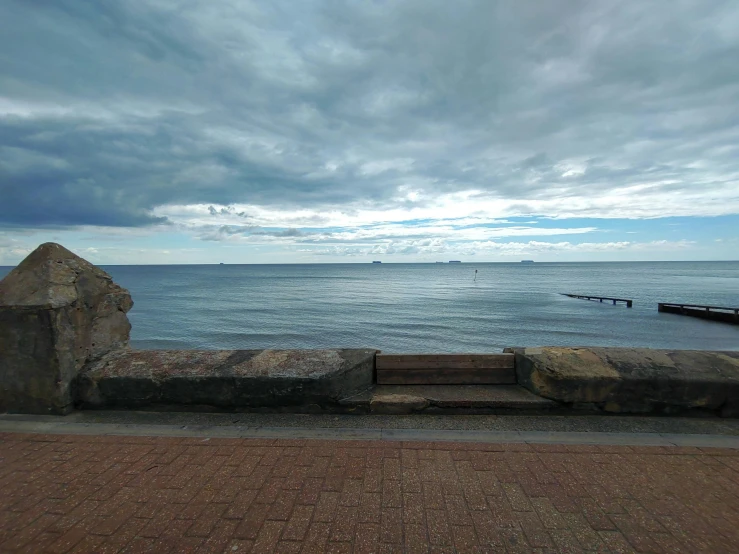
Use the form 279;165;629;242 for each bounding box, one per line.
1;0;739;263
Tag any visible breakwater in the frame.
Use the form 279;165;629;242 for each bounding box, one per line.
563;293;633;307
659;302;739;325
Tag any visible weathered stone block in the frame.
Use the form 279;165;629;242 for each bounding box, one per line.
76;348;377;410
0;243;132;414
512;347;739;416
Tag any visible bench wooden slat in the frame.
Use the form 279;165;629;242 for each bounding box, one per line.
376;368;516;385
376;354;514;370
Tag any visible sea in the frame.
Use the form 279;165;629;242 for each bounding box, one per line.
1;262;738;352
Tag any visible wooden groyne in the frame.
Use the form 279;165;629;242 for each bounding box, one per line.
658;303;739;325
563;294;633;308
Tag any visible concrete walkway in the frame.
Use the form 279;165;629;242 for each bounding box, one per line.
2;411;739;448
1;417;739;449
2;414;739;553
5;410;739;432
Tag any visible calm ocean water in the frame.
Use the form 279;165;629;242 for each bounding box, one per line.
1;262;738;352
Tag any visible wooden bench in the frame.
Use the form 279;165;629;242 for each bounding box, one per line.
376;353;516;385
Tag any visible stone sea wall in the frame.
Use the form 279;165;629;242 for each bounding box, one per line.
77;348;376;410
508;347;739;417
1;243;737;416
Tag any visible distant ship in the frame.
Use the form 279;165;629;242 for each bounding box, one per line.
449;260;461;263
521;260;534;264
372;261;382;264
435;261;444;264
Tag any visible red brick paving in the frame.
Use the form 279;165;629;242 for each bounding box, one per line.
1;432;738;553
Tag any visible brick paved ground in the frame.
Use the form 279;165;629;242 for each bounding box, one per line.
1;432;738;553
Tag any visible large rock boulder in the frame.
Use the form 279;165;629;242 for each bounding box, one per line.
512;347;739;416
0;243;132;414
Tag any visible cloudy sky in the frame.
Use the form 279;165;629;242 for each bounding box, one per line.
1;0;738;264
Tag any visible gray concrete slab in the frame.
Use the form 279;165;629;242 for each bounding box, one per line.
371;384;557;409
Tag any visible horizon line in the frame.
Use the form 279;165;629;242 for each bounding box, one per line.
4;259;739;268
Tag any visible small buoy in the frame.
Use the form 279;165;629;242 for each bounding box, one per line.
474;269;478;281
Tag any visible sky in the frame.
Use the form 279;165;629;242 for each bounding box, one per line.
1;0;738;265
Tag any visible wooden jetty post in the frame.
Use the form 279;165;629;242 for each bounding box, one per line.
658;303;739;325
563;294;633;308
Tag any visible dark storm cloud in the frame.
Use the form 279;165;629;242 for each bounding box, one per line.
1;0;738;228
